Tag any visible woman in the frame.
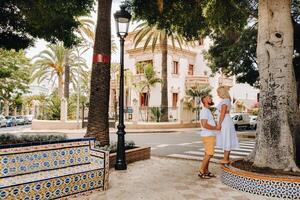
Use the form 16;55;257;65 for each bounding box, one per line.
216;86;239;164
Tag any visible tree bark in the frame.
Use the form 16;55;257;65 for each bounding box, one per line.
160;35;169;122
3;99;9;116
64;51;70;99
254;0;299;171
85;0;112;146
58;75;64;98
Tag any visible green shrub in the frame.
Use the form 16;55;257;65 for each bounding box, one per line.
95;140;136;153
0;134;67;145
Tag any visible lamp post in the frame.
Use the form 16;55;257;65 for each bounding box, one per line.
114;4;131;170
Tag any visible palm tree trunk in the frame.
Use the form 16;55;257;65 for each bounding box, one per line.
58;75;64;98
252;0;299;171
86;0;112;146
160;35;169;122
64;51;70;99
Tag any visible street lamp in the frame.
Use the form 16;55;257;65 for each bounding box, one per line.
114;4;131;170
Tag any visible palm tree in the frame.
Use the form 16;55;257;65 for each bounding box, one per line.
134;22;193;122
31;43;89;112
133;63;162;121
85;0;112;146
63;16;95;100
184;85;211;121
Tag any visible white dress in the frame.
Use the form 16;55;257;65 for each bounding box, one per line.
216;99;240;151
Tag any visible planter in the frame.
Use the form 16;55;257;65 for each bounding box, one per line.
109;146;151;168
221;160;300;199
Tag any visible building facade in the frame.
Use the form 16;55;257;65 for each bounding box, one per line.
109;32;259;122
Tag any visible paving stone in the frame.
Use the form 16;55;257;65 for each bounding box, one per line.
71;157;280;200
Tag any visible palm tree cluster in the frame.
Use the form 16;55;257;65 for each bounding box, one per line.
31;43;90;99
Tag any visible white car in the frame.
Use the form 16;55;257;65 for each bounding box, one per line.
231;113;250;130
250;115;257;130
0;115;7;127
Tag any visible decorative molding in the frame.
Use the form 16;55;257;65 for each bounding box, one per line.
126;45;196;60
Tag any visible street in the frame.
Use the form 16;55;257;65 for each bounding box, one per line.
0;125;255;163
0;124;31;132
110;130;255;163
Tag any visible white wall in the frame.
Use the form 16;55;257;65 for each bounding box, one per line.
123;35;259;111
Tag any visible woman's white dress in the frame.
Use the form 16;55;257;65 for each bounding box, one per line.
216;99;240;151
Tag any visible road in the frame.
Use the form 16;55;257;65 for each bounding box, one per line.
0;124;31;132
110;130;255;163
0;125;255;163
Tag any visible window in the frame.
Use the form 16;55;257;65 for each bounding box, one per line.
136;60;153;74
140;93;149;107
173;61;179;74
172;93;178;108
188;64;194;75
204;71;208;76
238;115;243;121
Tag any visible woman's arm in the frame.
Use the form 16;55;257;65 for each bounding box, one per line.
218;104;227;126
201;119;217;130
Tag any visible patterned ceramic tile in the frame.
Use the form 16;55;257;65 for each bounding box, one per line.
1;146;90;178
0;138;109;200
222;168;300;200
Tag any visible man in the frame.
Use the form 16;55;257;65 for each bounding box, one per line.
198;94;218;179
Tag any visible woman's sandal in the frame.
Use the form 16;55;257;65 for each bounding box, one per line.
219;160;230;165
205;172;216;178
198;172;211;179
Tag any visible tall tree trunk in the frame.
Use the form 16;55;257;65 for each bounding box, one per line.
64;51;70;99
160;34;169;122
253;0;299;171
58;75;64;98
86;0;112;146
3;99;9;116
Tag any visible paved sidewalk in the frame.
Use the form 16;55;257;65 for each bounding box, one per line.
72;157;277;200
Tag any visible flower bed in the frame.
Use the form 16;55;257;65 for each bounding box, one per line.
109;146;151;168
0;134;67;145
221;160;300;199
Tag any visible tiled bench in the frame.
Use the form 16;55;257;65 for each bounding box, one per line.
0;138;109;200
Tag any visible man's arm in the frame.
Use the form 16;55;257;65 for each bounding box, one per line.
201;119;217;130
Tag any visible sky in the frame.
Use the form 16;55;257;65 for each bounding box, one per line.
25;0;134;68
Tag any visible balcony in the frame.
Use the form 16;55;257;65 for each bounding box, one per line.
218;76;234;87
185;75;209;88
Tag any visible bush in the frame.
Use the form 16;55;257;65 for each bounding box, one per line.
95;140;136;153
0;134;67;145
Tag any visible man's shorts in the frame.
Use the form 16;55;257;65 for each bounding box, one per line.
201;136;216;156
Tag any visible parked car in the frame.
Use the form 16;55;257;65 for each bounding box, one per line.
0;115;7;127
24;115;34;124
231;113;250;130
250;115;257;130
16;116;25;125
5;116;17;127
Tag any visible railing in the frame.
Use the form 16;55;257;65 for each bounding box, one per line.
185;75;209;88
138;106;179;122
218;77;234;87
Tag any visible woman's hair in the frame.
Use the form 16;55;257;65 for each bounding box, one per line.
217;86;231;100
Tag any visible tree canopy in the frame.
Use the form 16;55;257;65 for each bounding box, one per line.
0;0;94;50
130;0;300;88
0;49;30;101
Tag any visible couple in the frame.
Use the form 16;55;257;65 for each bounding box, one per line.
198;86;239;179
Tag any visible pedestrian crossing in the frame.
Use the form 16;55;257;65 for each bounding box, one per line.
167;140;255;163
